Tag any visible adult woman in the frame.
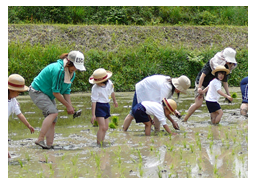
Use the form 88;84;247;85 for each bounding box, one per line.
29;51;86;149
123;74;191;131
183;47;237;122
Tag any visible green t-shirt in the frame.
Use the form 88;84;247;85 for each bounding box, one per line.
31;59;75;100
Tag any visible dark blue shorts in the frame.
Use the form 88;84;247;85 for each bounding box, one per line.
206;101;221;113
95;102;110;119
132;103;150;123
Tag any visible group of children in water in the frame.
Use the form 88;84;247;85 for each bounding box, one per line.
8;47;248;158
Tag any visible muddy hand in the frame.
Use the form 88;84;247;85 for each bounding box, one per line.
172;121;180;130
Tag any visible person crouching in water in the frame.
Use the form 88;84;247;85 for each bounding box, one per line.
8;74;35;158
199;66;233;124
132;98;177;136
89;68;118;145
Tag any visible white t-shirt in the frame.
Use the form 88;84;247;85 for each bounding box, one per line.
8;98;21;118
205;78;222;102
91;80;114;103
136;75;173;103
141;101;167;126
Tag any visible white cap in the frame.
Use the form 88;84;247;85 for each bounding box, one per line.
68;51;86;71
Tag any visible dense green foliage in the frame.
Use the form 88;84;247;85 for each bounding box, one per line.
8;6;248;26
8;39;248;92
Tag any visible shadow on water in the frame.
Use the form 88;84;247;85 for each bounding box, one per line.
8;88;248;178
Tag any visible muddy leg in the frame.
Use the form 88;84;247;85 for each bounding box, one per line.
46;122;56;146
144;121;152;136
97;117;108;145
38;113;58;142
123;114;134;131
183;95;203;122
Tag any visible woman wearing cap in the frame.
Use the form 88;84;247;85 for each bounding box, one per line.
132;98;177;136
29;51;86;149
89;68;118;145
199;66;233;124
123;74;191;132
183;47;237;122
8;74;35;158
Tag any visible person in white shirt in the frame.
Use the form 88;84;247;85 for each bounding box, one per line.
132;98;177;136
8;74;35;158
123;75;191;131
89;68;118;145
199;66;233;124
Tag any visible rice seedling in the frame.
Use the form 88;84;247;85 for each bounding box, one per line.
25;153;30;161
71;154;79;166
183;132;187;138
44;153;49;163
179;148;183;160
225;132;229;140
190;144;194;153
183;140;187;148
109;122;116;129
209;140;213;151
231;92;237;98
111;116;119;126
94;153;101;169
93;120;98;127
18;159;23;168
157;166;162;178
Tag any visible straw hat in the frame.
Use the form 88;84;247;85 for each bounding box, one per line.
211;65;230;75
89;68;112;84
172;75;191;94
223;47;237;64
162;98;177;115
8;74;29;92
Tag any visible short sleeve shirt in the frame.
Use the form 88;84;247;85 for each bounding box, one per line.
205;78;222;102
91;80;114;103
141;101;167;126
8;98;21;118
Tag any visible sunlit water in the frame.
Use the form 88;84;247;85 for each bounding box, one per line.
8;87;248;178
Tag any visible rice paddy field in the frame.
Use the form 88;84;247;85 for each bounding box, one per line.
8;87;248;178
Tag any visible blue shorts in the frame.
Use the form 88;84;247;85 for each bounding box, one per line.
206;101;221;113
132;103;150;123
95;102;110;119
129;91;138;116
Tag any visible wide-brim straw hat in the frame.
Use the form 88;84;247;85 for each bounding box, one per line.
162;98;177;115
89;68;112;84
211;65;230;75
8;74;29;92
172;75;191;94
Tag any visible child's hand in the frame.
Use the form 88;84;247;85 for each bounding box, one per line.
227;95;233;102
91;116;96;125
28;125;35;134
198;88;203;94
113;101;118;108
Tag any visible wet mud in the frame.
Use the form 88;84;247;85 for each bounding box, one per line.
8;87;248;178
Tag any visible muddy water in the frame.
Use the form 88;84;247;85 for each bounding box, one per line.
8;87;248;178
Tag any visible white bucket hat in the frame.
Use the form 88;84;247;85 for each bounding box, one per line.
172;75;191;94
66;51;86;71
223;47;237;64
8;74;29;92
89;68;112;84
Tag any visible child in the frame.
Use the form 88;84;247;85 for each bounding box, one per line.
132;98;177;136
8;74;35;158
199;66;233;124
89;68;118;145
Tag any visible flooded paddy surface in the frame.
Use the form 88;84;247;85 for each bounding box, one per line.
8;87;248;178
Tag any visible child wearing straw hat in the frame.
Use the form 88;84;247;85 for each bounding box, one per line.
8;74;35;158
89;68;118;145
199;66;233;124
132;98;178;136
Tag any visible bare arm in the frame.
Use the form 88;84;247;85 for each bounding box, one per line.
217;89;233;101
91;102;96;124
166;114;179;130
198;73;206;89
17;113;34;133
53;92;74;114
222;82;230;95
111;92;118;107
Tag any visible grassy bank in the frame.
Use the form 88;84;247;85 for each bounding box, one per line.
8;24;248;92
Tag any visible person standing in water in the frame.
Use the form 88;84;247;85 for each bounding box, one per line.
29;51;86;149
199;66;233;124
8;74;35;158
89;68;118;145
183;47;237;122
240;76;248;116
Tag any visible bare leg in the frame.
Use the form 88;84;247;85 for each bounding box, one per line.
153;117;160;132
123;114;134;131
97;117;108;145
183;95;203;122
210;112;217;124
214;109;223;124
38;113;58;142
46;122;56;146
144;121;152;136
240;103;248;116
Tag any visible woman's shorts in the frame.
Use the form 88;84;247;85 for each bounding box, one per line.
95;102;110;119
206;101;221;113
132;103;150;123
129;91;138;116
29;86;58;123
